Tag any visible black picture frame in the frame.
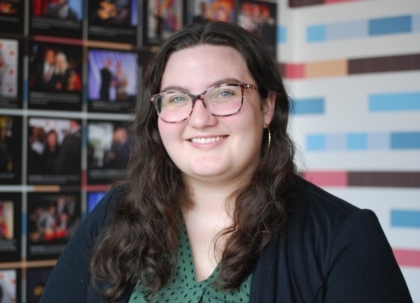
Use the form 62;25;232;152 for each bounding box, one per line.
0;115;22;185
0;0;25;34
28;40;83;111
26;192;81;261
0;36;23;109
26;116;82;185
87;119;130;185
29;0;83;39
0;193;22;263
87;0;139;44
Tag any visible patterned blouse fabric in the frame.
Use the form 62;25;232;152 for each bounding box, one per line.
128;225;252;303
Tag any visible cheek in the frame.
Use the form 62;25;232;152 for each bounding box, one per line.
158;120;183;151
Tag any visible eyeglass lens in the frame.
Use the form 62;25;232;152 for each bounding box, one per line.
156;85;243;123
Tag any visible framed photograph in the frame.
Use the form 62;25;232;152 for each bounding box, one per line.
144;0;183;45
26;192;81;261
0;115;22;185
0;268;21;303
0;193;22;263
237;0;277;57
0;37;23;109
28;41;83;111
87;191;106;213
88;0;138;44
26;267;53;303
27;117;81;185
190;0;235;24
30;0;83;38
0;0;24;34
88;48;138;113
87;120;130;184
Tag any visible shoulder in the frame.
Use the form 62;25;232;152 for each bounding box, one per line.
287;177;361;236
251;177;411;302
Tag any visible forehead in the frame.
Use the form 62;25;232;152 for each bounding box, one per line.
160;45;253;91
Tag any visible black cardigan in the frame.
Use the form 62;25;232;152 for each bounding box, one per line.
40;178;412;303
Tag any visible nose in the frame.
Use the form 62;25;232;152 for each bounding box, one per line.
188;97;217;128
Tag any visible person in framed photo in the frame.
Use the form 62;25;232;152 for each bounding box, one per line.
45;0;78;20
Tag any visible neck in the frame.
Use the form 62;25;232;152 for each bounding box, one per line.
182;177;240;223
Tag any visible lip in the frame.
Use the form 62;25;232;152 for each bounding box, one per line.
186;135;228;148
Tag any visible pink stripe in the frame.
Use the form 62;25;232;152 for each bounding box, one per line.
393;249;420;267
84;185;111;192
325;0;364;3
285;63;305;79
34;35;84;45
303;171;348;187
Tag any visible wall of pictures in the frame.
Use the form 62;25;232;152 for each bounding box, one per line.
0;0;278;302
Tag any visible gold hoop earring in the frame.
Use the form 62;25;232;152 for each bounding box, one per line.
267;126;271;151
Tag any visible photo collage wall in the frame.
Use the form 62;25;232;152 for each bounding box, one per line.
0;0;278;302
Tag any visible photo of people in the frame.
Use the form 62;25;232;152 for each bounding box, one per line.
145;0;183;45
88;0;138;43
0;201;13;240
0;0;24;33
27;117;81;185
0;269;20;303
88;49;138;112
238;1;277;57
26;267;52;303
27;193;81;260
32;0;81;20
0;115;22;185
30;0;83;38
87;121;130;184
191;0;234;24
0;38;21;108
87;191;107;213
0;194;21;263
28;42;82;111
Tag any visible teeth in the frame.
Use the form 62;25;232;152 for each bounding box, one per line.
191;136;224;143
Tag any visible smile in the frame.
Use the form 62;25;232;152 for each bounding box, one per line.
190;136;226;144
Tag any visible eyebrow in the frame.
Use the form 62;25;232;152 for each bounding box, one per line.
161;78;243;93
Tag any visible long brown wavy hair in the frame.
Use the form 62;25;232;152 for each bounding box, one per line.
90;22;296;301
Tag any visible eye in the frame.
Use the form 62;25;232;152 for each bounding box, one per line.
214;89;236;100
168;94;188;103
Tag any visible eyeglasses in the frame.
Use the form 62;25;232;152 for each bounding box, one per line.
150;83;258;123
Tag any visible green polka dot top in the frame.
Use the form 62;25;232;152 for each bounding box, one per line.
128;225;252;303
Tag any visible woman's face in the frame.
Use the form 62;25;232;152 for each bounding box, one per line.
158;45;274;186
46;132;58;148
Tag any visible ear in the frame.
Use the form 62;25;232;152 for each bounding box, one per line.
262;92;276;127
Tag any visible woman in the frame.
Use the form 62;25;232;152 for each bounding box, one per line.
41;130;60;174
51;52;71;91
40;22;412;303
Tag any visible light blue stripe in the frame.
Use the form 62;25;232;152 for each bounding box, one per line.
347;133;368;150
292;98;324;115
413;14;420;32
369;15;412;36
326;133;346;150
278;26;287;44
367;133;390;149
307;134;325;151
369;93;420;112
326;20;368;40
391;132;420;149
391;210;420;228
307;25;326;43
